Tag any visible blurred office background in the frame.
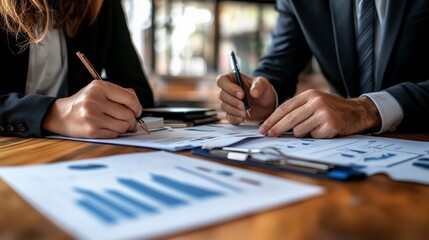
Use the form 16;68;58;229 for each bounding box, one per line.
122;0;328;109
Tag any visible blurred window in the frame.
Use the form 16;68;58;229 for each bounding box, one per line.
123;0;277;76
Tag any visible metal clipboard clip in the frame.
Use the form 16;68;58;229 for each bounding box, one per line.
196;146;366;180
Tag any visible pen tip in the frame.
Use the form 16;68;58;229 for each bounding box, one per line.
138;120;151;134
140;124;151;134
246;109;251;118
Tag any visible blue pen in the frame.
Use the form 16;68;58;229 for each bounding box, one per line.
230;51;251;117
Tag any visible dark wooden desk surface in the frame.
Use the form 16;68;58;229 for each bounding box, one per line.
1;133;429;240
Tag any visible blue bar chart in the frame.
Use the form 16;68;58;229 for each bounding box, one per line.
75;174;226;225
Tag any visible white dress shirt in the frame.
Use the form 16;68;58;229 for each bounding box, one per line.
25;28;68;97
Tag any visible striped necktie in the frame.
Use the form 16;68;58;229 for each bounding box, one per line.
357;0;375;94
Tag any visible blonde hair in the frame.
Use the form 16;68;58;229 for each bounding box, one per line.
0;0;103;45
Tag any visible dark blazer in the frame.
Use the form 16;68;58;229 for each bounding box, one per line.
254;0;429;132
0;0;154;137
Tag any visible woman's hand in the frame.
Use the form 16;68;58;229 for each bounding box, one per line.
43;80;143;138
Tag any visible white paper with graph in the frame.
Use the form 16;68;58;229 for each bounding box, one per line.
230;135;429;184
0;151;323;240
232;135;427;167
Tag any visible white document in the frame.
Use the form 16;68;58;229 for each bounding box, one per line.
362;155;429;184
49;124;263;151
230;135;429;184
235;135;426;167
0;151;323;240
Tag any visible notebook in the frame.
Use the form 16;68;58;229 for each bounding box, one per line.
141;117;165;131
143;107;217;121
143;107;219;127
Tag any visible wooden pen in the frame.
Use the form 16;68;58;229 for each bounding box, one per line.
76;51;150;134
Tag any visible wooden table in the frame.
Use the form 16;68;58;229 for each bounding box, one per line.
1;133;429;240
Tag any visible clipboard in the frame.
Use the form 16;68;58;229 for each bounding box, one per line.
192;148;366;181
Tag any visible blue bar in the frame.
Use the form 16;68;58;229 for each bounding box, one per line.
68;164;107;171
341;153;355;158
75;188;137;219
76;199;117;224
118;178;187;207
413;162;429;169
175;166;242;193
349;149;367;154
364;153;396;161
151;174;222;199
106;190;159;214
215;170;233;177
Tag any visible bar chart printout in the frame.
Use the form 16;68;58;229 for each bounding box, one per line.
0;152;323;240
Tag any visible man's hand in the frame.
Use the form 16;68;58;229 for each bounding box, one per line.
43;80;143;138
259;89;382;138
216;72;276;124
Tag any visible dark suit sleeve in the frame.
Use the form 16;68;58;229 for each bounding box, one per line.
386;80;429;132
104;0;154;108
0;93;56;137
0;27;57;137
253;0;313;102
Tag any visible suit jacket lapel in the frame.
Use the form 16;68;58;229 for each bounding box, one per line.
375;0;406;91
0;33;29;94
329;0;359;97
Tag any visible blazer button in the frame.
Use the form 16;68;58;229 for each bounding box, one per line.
17;123;27;132
7;124;14;132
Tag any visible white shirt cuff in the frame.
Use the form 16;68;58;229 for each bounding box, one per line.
361;91;404;134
